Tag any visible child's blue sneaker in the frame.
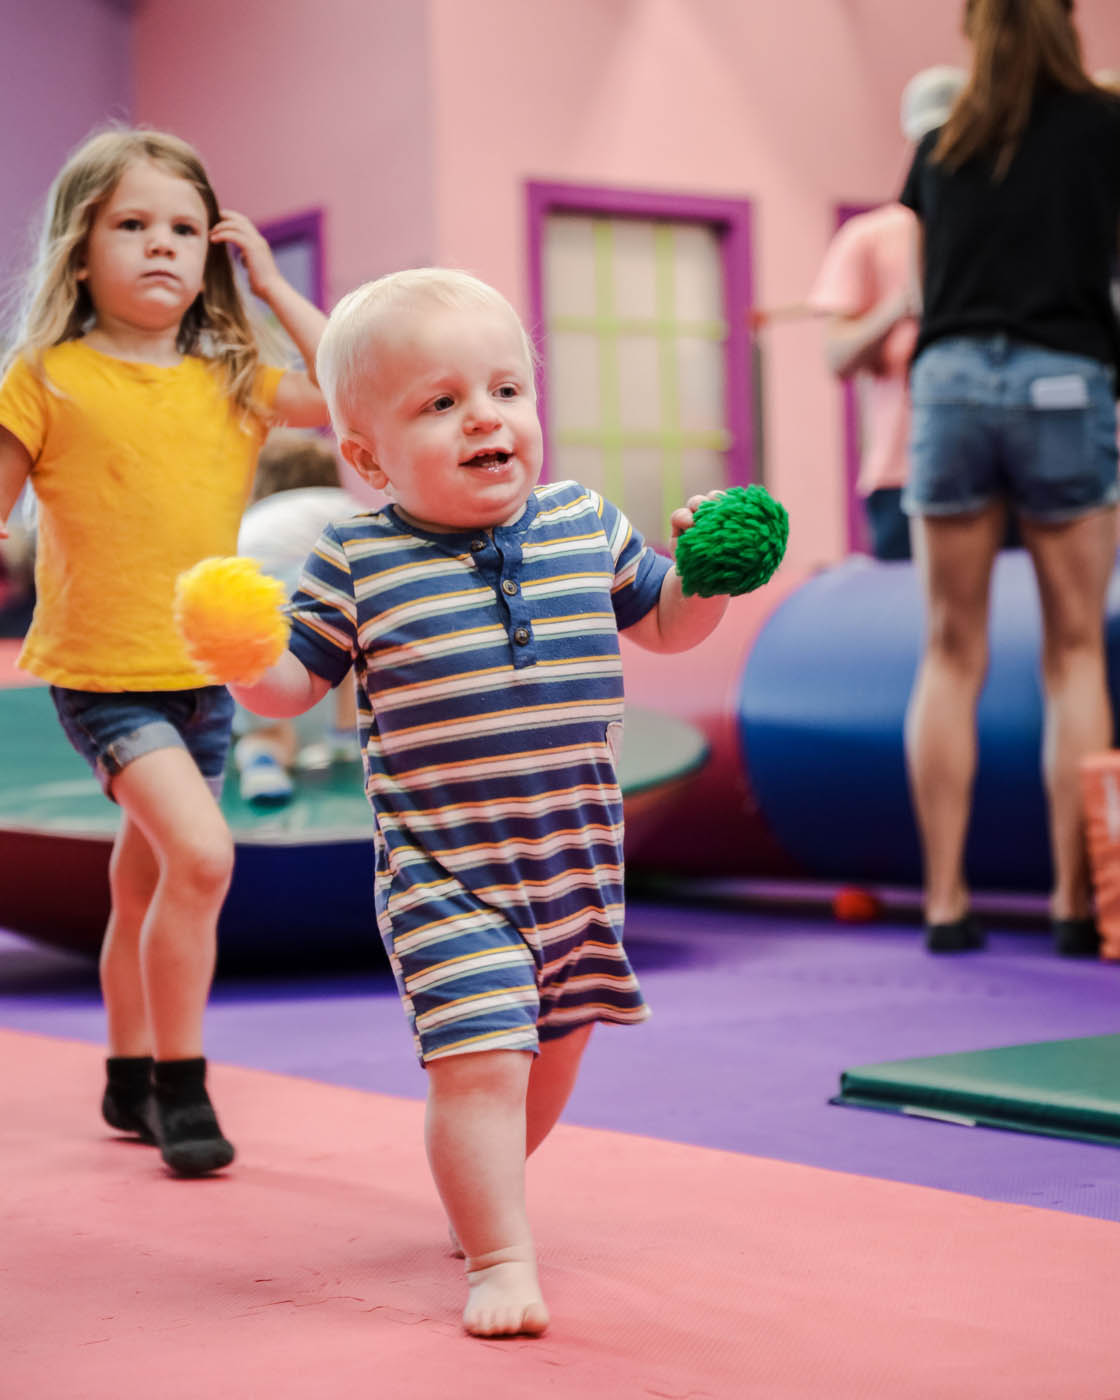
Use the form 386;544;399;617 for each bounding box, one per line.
238;752;294;807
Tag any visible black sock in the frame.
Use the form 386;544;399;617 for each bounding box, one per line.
102;1055;156;1141
149;1057;235;1177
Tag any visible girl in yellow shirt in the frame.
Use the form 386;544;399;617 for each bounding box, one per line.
0;127;331;1176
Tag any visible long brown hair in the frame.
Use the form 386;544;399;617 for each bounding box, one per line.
9;126;267;416
933;0;1093;177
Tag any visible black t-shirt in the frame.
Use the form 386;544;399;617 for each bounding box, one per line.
900;87;1120;377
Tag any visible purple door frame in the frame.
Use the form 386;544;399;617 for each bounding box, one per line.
259;208;327;310
525;181;756;488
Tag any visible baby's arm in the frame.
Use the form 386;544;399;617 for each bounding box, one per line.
210;211;329;428
624;493;729;654
230;650;331;719
0;427;32;541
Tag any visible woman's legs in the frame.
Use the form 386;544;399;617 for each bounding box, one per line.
1019;508;1117;923
906;505;1006;927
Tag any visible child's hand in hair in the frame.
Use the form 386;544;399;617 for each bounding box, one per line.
210;210;280;300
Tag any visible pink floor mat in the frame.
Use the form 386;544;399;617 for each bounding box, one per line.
4;1029;1119;1399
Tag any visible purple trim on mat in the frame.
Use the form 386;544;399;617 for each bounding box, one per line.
525;181;755;489
835;203;875;556
260;208;326;309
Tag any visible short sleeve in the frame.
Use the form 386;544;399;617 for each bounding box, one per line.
286;522;359;687
807;218;873;317
0;355;49;461
594;491;672;631
252;363;286;415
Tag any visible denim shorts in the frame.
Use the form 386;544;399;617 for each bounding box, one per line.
905;336;1119;523
50;685;234;801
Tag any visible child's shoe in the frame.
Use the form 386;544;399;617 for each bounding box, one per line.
102;1055;156;1142
146;1058;235;1177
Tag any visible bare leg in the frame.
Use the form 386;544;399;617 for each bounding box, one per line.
425;1049;549;1338
1020;509;1116;921
526;1024;592;1156
906;507;1004;925
110;749;233;1059
100;816;160;1056
447;1024;593;1255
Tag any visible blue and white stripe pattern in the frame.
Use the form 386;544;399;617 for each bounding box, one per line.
287;480;671;1061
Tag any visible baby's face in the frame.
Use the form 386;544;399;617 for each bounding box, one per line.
349;300;543;533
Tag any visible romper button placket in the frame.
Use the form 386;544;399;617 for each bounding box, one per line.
501;579;518;596
513;627;530;645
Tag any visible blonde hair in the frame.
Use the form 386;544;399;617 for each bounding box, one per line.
317;267;537;437
8;125;266;416
934;0;1094;177
250;428;340;503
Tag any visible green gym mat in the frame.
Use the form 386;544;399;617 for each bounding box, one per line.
832;1035;1120;1147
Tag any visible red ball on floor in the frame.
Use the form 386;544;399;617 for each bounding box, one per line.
832;886;883;923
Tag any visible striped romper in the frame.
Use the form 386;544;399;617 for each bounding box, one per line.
286;480;671;1063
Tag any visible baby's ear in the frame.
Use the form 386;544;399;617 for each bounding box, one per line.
340;434;387;490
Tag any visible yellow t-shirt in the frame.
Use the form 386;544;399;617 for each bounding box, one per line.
0;342;284;690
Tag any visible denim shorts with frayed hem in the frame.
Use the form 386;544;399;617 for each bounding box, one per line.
50;685;234;801
904;335;1119;524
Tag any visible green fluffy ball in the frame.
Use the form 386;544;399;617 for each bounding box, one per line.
675;485;789;598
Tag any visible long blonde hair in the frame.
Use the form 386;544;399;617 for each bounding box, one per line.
10;126;265;415
933;0;1094;177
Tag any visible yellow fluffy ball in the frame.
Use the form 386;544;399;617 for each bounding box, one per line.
174;556;289;685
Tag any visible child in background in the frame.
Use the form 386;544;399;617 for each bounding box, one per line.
0;127;330;1174
233;430;366;806
231;268;731;1337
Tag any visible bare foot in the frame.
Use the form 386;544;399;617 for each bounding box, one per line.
463;1248;549;1338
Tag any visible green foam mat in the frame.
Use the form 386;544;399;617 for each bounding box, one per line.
832;1035;1120;1146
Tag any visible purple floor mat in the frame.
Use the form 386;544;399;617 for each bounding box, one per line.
3;898;1119;1221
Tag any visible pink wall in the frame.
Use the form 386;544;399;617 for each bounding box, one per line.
133;0;436;309
427;0;1120;569
0;0;131;311
128;1;1120;568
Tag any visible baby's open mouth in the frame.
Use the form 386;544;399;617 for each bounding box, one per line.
462;450;512;469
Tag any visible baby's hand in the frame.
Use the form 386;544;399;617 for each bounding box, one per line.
210;210;280;299
670;491;726;541
673;485;789;598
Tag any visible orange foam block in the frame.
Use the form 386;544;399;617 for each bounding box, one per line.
4;1029;1120;1399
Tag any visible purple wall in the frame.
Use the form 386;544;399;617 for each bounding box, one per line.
0;0;132;323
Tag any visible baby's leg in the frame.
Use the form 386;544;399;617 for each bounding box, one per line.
425;1048;549;1337
526;1024;593;1157
446;1024;593;1257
